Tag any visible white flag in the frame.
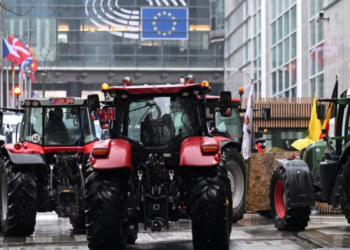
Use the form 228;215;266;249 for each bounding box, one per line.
242;84;254;160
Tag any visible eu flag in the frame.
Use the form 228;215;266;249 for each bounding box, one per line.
141;8;188;40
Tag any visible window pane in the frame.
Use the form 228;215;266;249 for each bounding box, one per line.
291;32;297;58
309;0;315;17
316;0;324;12
278;17;283;41
272;72;277;95
278;0;283;16
245;21;249;40
291;6;297;31
254;37;257;58
272;0;277;20
284;0;289;10
317;43;324;73
284;38;290;63
271;21;277;45
310;78;316;96
317;74;324;97
284;12;289;37
317;19;324;43
278;69;283;92
310;20;315;47
278;43;283;66
272;46;277;69
310;48;316;76
245;43;249;63
285;91;290;97
291;87;296;97
291;59;297;85
254;60;258;80
285;69;290;88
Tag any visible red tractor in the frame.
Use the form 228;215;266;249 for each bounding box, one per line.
0;97;98;236
205;94;246;222
85;77;234;250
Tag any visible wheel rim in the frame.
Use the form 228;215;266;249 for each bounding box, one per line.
227;161;245;209
274;180;286;218
1;171;8;220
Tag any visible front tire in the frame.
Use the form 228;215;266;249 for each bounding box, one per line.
270;166;310;231
225;148;246;222
0;163;37;236
85;169;126;250
190;164;231;250
339;156;350;223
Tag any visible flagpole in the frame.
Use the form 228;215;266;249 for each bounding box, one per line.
6;32;9;108
10;33;14;108
0;31;3;108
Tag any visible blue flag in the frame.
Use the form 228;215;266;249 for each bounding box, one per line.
141;8;188;40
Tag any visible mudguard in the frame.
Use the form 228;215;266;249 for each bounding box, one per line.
90;139;132;170
179;136;221;167
276;159;315;207
218;139;241;153
6;151;46;167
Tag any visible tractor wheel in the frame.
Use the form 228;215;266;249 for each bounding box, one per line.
225;148;246;223
339;156;350;223
85;168;126;250
270;166;310;231
69;210;85;230
0;163;37;236
190;164;231;250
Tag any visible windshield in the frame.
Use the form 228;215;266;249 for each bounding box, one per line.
115;96;198;148
215;109;242;142
20;106;97;146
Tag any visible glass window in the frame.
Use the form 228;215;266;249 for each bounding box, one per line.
278;17;283;41
317;74;324;97
271;21;277;45
278;69;283;92
291;32;297;58
309;0;315;17
245;44;249;63
272;46;277;69
310;48;316;76
291;59;297;86
284;38;290;63
317;19;324;43
310;20;315;47
291;6;297;31
116;96;198;148
215;109;242;143
284;11;289;37
317;43;324;73
271;0;277;20
310;78;316;96
291;87;296;97
272;72;277;95
278;43;283;66
20;107;43;144
278;0;283;16
285;69;290;88
284;0;289;10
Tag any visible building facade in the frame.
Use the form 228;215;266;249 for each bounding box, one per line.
4;0;224;98
225;0;335;98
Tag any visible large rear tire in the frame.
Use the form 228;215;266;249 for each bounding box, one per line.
190;164;231;250
85;168;126;250
0;163;37;236
224;148;246;223
69;210;85;230
270;166;310;231
339;156;350;223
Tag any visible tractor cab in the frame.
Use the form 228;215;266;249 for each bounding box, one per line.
18;98;97;147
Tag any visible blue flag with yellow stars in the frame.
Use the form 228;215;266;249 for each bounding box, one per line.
141;8;188;40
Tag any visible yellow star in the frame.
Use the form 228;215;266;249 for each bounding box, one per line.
172;17;175;19
158;13;161;16
158;31;161;34
163;11;166;15
154;16;157;19
163;32;166;36
172;27;175;31
168;31;171;34
152;21;156;25
173;22;177;25
168;13;171;16
154;27;157;30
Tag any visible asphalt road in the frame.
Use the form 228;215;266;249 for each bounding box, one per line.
0;212;349;249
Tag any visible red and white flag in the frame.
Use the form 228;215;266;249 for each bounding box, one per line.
242;83;255;160
4;36;30;65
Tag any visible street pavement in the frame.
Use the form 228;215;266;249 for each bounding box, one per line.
0;212;349;249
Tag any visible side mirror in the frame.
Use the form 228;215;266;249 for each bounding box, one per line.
317;104;325;120
220;91;232;117
0;112;3;128
262;107;271;121
87;94;100;113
